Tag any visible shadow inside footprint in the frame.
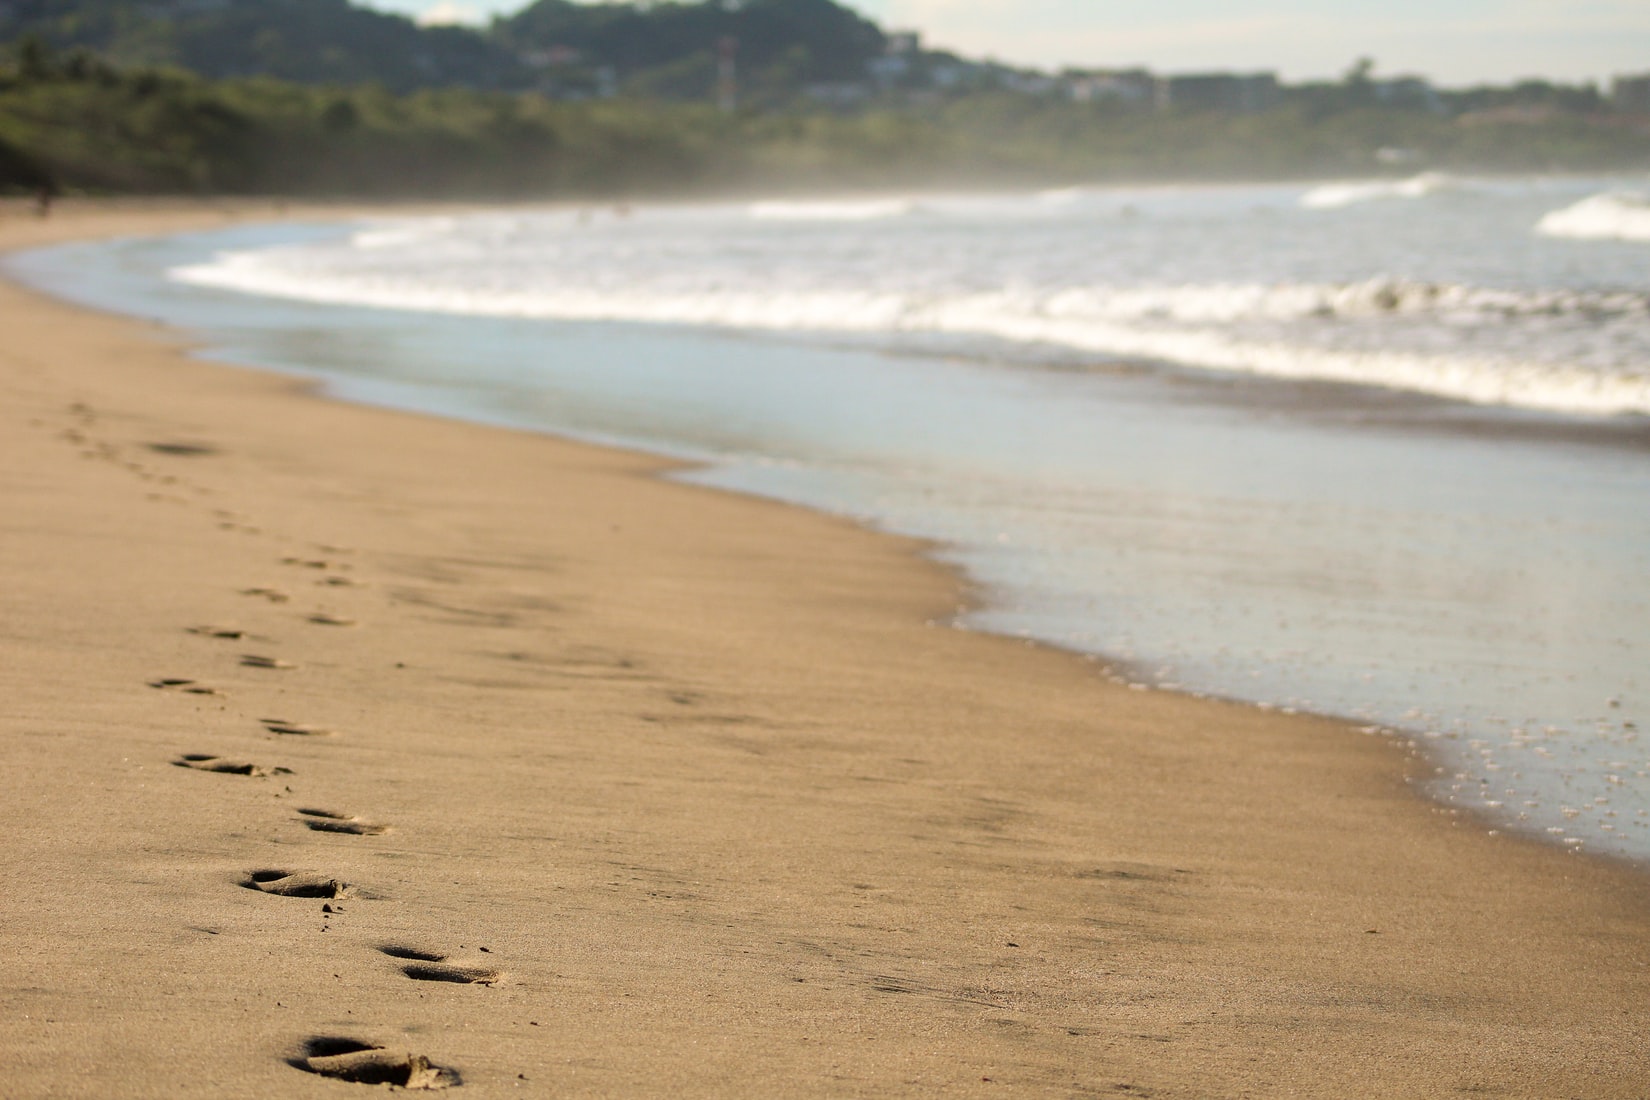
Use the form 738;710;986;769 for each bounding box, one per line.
243;869;349;899
187;625;247;640
148;678;224;695
299;809;390;836
241;654;296;670
175;754;289;778
292;1037;457;1089
403;963;503;986
261;718;337;738
379;945;448;962
147;442;219;457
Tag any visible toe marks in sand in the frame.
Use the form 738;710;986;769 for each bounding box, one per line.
243;869;351;899
294;1038;457;1090
299;808;390;836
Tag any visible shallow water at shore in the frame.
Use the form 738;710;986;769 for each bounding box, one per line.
8;198;1649;861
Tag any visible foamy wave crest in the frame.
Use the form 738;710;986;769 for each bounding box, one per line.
349;218;459;250
1301;172;1460;210
1078;279;1649;324
748;199;919;222
945;296;1650;416
1536;192;1650;242
173;244;1650;417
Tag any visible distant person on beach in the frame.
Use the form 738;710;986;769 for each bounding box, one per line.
34;183;55;219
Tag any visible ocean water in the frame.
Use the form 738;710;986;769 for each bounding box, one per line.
8;175;1649;860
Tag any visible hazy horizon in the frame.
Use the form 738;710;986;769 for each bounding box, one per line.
363;0;1650;88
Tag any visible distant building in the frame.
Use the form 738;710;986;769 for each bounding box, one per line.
991;69;1056;95
885;31;921;57
1065;69;1155;107
1156;72;1280;113
868;29;922;88
1613;73;1650;113
867;54;909;86
929;62;978;90
521;45;584;70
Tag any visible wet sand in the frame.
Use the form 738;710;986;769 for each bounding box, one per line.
3;200;1649;1098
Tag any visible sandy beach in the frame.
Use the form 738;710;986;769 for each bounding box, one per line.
3;201;1649;1098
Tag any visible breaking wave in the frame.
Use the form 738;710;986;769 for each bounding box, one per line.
173;235;1650;418
1536;191;1650;242
1300;172;1462;209
748;199;920;222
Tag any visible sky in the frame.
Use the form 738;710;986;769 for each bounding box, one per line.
368;0;1650;87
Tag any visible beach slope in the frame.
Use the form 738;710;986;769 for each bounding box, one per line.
2;204;1648;1098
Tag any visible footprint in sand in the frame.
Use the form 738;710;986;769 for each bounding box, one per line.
187;625;247;640
379;945;448;962
283;556;352;573
378;945;503;985
241;654;296;670
261;717;338;738
146;442;219;457
298;809;390;836
148;678;225;696
307;613;358;627
292;1038;456;1089
242;869;350;899
174;753;291;777
241;587;291;603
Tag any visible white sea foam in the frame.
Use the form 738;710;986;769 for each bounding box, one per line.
748;199;919;221
169;186;1650;419
348;217;460;250
1300;172;1460;209
1536;191;1650;242
174;243;1650;418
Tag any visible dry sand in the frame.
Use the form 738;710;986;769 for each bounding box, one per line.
2;200;1648;1098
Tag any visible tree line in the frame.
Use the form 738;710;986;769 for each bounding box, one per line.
3;38;1647;199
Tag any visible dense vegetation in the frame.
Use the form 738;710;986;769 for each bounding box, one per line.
499;0;886;101
2;1;1647;198
0;0;886;97
0;0;525;90
4;62;1645;198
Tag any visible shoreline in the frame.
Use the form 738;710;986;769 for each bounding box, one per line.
27;202;1645;863
4;199;1650;1097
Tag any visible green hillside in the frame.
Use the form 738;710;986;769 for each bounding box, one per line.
3;1;1645;198
0;0;524;90
0;0;889;98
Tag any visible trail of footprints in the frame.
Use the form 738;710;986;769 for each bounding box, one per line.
53;402;499;1085
152;535;490;1089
